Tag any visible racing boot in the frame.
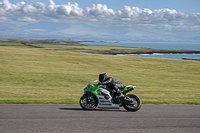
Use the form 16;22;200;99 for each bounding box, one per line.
115;89;125;100
116;93;125;100
116;89;132;103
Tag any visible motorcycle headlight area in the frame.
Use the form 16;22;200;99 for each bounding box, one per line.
84;88;87;93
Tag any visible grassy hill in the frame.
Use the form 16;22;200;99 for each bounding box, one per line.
0;42;200;104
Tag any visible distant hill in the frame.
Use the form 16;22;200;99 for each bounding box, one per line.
0;38;80;44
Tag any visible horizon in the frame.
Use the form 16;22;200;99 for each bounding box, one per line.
0;0;200;42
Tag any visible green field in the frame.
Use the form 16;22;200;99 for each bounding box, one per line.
0;42;200;104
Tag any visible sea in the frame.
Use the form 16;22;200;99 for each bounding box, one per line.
80;42;200;60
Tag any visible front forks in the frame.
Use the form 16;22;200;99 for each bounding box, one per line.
85;92;94;103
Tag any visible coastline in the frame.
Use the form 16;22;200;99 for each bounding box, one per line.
90;49;200;55
1;40;200;60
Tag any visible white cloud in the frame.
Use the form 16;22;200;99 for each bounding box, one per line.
48;0;55;5
0;16;7;21
0;0;200;31
17;16;37;22
28;29;48;32
85;4;115;18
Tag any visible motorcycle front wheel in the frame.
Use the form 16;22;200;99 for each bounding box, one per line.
79;94;98;110
123;94;141;111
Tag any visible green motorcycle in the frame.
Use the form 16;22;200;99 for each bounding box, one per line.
80;80;141;111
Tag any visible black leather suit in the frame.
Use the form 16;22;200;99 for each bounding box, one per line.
99;77;124;94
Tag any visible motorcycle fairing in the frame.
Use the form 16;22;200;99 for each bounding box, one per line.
86;85;120;109
122;85;136;94
86;85;104;97
96;95;120;109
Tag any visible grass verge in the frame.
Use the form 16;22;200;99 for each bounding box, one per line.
0;42;200;104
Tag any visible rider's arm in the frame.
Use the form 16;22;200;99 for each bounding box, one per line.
100;77;112;85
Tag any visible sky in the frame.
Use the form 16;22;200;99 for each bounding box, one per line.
0;0;200;42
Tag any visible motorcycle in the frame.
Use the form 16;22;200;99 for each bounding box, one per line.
79;79;141;111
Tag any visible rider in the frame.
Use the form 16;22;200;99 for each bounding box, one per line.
97;73;125;100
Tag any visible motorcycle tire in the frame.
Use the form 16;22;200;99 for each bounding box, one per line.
123;94;141;111
79;94;98;110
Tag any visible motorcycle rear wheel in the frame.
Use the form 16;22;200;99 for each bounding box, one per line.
79;94;98;110
123;94;141;111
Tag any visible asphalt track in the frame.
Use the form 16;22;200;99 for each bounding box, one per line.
0;104;199;133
